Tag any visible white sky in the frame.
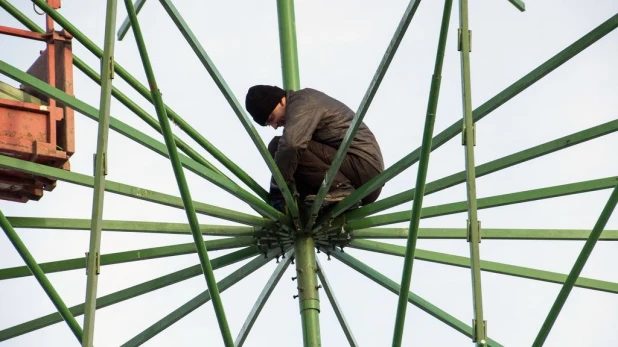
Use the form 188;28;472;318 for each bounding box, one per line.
1;0;617;346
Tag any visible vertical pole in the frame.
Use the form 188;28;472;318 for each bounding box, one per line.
276;0;300;90
123;0;233;345
392;1;453;345
294;236;321;347
82;0;117;346
458;0;487;345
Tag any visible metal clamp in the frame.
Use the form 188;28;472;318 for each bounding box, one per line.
472;319;487;343
85;252;101;275
466;219;481;243
458;28;472;52
462;124;476;146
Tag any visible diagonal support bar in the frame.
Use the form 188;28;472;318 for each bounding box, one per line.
0;210;83;342
83;1;118;344
235;250;294;347
121;248;284;347
117;0;147;40
316;258;359;347
158;0;298;222
0;247;258;342
349;239;618;294
305;0;422;229
350;227;618;240
392;1;452;344
331;250;503;346
123;1;233;344
316;12;618;224
532;184;618;346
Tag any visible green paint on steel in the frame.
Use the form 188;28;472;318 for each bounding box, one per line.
6;217;263;237
123;1;233;344
507;0;525;12
348;176;618;229
0;59;284;223
121;248;285;347
83;1;118;344
350;118;618;220
332;251;503;347
533;184;618;346
349;239;618;294
294;235;321;347
318;12;618;223
28;0;268;201
0;154;269;227
0;237;253;281
0;211;83;342
306;0;422;229
350;227;618;240
117;0;148;40
0;247;258;342
158;0;298;220
392;1;452;345
276;0;301;90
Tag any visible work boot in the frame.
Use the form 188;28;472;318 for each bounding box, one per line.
304;183;355;207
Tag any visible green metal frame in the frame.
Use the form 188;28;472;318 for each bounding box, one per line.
0;1;615;346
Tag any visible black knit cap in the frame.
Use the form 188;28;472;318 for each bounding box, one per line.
245;85;285;126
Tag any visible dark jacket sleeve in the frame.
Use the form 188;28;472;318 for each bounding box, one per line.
274;94;322;184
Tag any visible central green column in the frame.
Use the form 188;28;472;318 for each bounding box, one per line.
276;0;321;346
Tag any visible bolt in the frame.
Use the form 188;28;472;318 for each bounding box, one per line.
297;286;304;292
315;285;322;290
292;276;297;281
293;294;299;299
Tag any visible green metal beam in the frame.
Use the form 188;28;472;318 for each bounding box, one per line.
0;247;258;342
392;1;452;344
276;0;301;90
331;251;503;346
305;0;422;229
350;118;618;220
0;237;254;281
457;0;486;344
235;250;294;347
348;176;618;229
158;0;299;223
349;239;618;294
316;258;359;347
294;235;322;347
6;217;263;237
121;248;284;347
316;12;618;224
0;154;269;227
0;210;83;342
28;0;268;202
123;1;233;343
117;0;147;40
506;0;525;12
350;227;618;240
83;1;118;344
533;184;618;346
0;59;285;224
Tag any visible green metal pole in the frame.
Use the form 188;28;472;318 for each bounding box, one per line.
458;1;486;344
350;227;618;240
532;184;618;346
82;1;118;345
123;1;233;345
0;210;83;342
294;236;321;347
305;0;422;229
392;1;452;345
277;0;301;90
117;0;147;40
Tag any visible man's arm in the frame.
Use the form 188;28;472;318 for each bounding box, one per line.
274;95;322;184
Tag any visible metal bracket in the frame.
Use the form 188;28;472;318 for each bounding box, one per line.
85;252;101;275
93;152;108;176
458;28;472;52
472;319;487;343
466;219;481;243
462;124;476;146
109;56;115;79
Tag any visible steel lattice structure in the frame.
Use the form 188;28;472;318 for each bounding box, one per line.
0;0;617;346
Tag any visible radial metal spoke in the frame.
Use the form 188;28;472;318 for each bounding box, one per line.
331;251;503;346
316;258;359;347
305;0;422;230
0;247;258;342
350;227;618;240
117;0;147;40
121;248;284;347
532;184;618;346
392;1;452;344
349;239;618;294
235;250;294;347
0;211;83;342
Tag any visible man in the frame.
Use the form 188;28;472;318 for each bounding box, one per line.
245;85;384;212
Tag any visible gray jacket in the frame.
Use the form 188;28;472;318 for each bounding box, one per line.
275;88;384;183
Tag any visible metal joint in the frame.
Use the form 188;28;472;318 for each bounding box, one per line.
462;124;476;146
472;319;487;343
109;56;115;79
458;28;472;52
466;219;481;243
85;251;101;275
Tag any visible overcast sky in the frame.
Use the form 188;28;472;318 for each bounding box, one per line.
1;0;617;346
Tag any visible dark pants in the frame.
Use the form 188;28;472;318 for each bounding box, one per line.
268;136;382;205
